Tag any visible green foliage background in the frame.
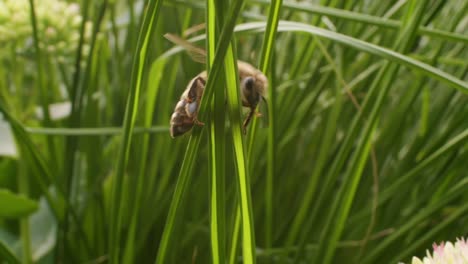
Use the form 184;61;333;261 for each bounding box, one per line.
0;0;467;263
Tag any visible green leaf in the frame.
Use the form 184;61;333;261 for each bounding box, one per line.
0;189;38;218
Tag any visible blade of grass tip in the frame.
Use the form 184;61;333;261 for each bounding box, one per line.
108;0;163;263
257;0;283;249
207;0;226;263
155;1;245;263
225;38;256;264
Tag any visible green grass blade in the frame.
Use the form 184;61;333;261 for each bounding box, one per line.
228;206;241;264
287;37;346;249
234;21;468;92
108;0;163;262
257;0;283;249
122;28;168;264
155;1;245;263
207;0;226;263
165;22;468;93
0;109;62;219
25;126;169;136
251;0;468;44
224;40;256;264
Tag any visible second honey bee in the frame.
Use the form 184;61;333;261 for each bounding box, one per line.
166;33;268;138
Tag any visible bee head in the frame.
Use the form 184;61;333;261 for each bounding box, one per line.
241;74;267;94
243;76;255;91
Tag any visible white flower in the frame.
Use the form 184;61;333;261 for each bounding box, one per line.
407;238;468;264
0;0;93;63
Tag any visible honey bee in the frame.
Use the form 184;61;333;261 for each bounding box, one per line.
166;33;268;138
170;73;207;137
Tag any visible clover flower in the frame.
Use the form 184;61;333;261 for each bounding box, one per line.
406;238;468;264
0;0;92;63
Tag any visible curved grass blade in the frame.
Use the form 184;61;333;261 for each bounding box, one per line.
170;0;468;44
234;21;468;92
254;0;468;44
161;21;468;94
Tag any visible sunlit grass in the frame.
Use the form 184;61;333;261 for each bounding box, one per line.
0;0;467;263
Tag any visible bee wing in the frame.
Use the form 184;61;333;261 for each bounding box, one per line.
164;33;207;64
183;23;206;37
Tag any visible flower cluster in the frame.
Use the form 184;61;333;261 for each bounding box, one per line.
407;238;468;264
0;0;92;63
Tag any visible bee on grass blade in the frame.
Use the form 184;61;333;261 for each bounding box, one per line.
166;33;268;138
170;73;207;138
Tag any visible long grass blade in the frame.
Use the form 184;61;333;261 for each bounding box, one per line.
224;40;256;264
258;0;283;249
108;0;163;262
155;1;245;263
235;21;468;92
207;0;226;263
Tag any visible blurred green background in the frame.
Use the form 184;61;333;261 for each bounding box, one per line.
0;0;467;263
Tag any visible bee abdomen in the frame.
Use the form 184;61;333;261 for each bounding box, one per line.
170;99;194;138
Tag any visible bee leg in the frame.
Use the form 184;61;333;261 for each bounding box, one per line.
242;108;256;134
194;117;205;126
242;126;247;135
